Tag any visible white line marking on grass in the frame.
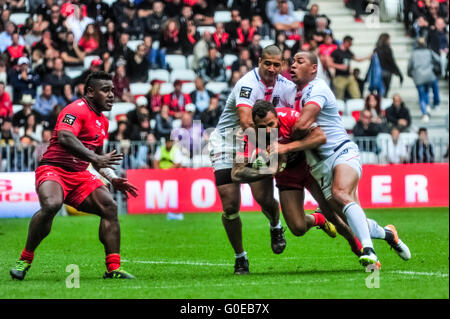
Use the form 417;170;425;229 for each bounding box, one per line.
389;271;449;278
122;259;233;267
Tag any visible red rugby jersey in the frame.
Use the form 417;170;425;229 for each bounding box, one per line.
40;98;109;172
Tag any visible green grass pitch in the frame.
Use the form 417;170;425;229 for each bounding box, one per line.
0;207;448;299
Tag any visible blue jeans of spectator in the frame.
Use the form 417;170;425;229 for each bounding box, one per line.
149;49;166;69
416;79;440;115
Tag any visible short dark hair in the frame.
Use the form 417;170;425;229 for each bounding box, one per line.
418;127;427;134
296;50;318;65
343;35;353;43
85;71;113;92
261;45;282;60
252;99;277;122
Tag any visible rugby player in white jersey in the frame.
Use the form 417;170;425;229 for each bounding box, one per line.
208;45;296;274
283;51;410;268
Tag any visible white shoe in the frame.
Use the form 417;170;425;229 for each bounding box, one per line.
359;247;381;269
426;105;432;114
422;114;430;122
384;225;411;261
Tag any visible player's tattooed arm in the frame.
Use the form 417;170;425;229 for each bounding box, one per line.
57;130;123;168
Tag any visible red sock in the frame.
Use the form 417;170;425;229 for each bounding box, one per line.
105;253;121;272
351;236;363;256
312;212;326;226
20;249;34;264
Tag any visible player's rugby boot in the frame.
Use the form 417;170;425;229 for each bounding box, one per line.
270;226;287;254
384;225;411;260
103;268;136;279
318;219;337;238
234;256;249;275
359;247;381;269
10;260;31;280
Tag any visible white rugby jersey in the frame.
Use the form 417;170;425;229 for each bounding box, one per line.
297;77;350;159
215;68;296;136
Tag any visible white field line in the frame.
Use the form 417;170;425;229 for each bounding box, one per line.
123;259;449;278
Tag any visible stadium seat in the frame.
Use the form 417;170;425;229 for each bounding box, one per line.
110;102;135;120
172;119;182;129
360;151;379;164
127;40;142;52
13;104;22;114
260;39;275;48
223;54;238;67
293;10;306;22
150;119;156;130
214;11;232;23
197;26;216;36
152;40;160;49
381;98;392;110
170;69;197;83
285;39;297;48
186;55;194;69
181;82;196;94
130;82;151;96
346;98;365;121
166;54;187;70
102;0;117;6
399;132;418;149
160;82;174;95
65;67;83;79
341;115;356;131
108;118;117;133
149;69;170;83
206;82;229;95
5;85;13;98
10;13;30;26
376;133;392;157
84;55;101;70
336;99;346;115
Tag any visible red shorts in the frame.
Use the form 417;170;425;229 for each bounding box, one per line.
275;154;313;191
35;165;105;208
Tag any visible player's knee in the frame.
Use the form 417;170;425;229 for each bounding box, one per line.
255;196;278;211
222;204;240;220
288;223;307;237
332;187;351;205
41;198;63;216
101;200;118;220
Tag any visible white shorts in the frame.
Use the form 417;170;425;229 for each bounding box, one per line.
208;129;236;171
307;141;362;200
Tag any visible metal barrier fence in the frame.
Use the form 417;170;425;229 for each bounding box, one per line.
1;136;448;173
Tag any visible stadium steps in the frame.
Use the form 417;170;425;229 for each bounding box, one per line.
320;0;449;130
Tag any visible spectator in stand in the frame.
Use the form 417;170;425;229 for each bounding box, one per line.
353;109;383;153
153;134;183;169
0;81;13;122
219;70;240;107
72;56;103;87
385;93;411;132
303;3;331;42
9;0;26;13
111;0;130;25
143;35;165;70
163;79;194;119
60;31;85;67
103;20;118;56
225;9;241;42
192;30;213;71
113;32;134;62
77;23;101;55
154;104;173;140
59;83;77;105
178;4;194;39
126;43;149;83
86;0;111;25
172;111;203;159
192;0;215;26
126;96;149;133
248;33;263;67
112;60;133;103
118;2;145;39
145;80;164;118
198;46;227;83
353;68;365;97
413;15;430;40
43;103;63;130
251;15;271;40
272;0;302;40
428;17;448;78
407;37;441;122
160;18;183;55
47;4;64;42
19;113;43;142
266;0;295;26
374;33;404;97
348;0;364;23
364;93;385;126
327;35;372;100
233;18;257;53
134;131;157;169
34;83;59;122
410;127;435;163
43;57;71;100
32;30;59;60
9;57;40;104
318;33;337;58
24;22;43;51
201;96;221;129
181;19;200;57
109;116;131;143
0;21;25;53
0;119;19;170
12;94;40;133
212;22;232;55
190;77;215;120
143;0;167;42
235;0;268;22
64;4;94;42
0;59;7;84
231;48;254;73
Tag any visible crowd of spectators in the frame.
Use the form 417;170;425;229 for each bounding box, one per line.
0;0;448;172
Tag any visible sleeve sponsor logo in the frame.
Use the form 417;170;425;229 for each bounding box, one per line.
62;114;76;126
239;86;252;99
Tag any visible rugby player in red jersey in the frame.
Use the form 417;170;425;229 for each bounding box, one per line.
10;71;139;280
232;99;363;256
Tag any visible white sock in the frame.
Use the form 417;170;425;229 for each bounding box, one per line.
343;202;373;249
235;251;247;259
367;218;386;239
270;220;282;230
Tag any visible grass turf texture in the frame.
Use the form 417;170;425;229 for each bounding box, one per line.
0;207;448;299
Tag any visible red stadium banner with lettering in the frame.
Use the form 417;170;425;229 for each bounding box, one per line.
126;163;449;214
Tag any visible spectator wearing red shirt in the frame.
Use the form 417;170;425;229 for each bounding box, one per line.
163;79;193;119
77;23;100;55
5;32;29;67
0;81;13;122
212;22;232;54
318;34;338;57
233;19;256;53
112;60;133;103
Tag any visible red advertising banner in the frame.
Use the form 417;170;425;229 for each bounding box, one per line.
126;163;449;214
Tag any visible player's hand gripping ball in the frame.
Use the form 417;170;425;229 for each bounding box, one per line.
250;149;270;169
